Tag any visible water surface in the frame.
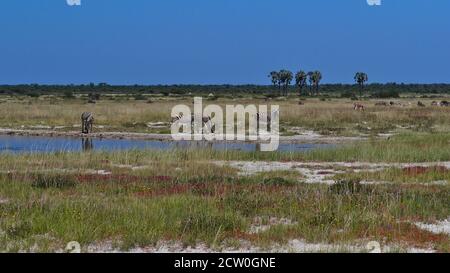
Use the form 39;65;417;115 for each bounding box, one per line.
0;135;334;154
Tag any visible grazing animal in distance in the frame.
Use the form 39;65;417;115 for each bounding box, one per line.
431;101;438;106
353;103;365;111
81;112;94;134
439;100;449;107
417;101;425;107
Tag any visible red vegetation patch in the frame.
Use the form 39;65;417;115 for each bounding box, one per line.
76;174;172;183
135;183;287;198
374;223;448;249
317;171;334;175
402;166;448;176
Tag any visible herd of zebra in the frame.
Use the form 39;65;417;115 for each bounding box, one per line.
81;100;447;134
170;110;279;134
81;110;278;135
171;113;216;133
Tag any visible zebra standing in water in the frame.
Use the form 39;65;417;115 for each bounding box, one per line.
81;112;94;134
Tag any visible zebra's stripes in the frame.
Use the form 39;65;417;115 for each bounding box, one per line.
81;112;94;134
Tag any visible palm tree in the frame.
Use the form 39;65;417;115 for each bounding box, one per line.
307;72;314;96
308;71;322;96
268;71;281;92
280;70;293;96
314;71;322;96
295;71;307;96
354;72;368;98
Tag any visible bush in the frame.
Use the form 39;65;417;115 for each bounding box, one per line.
340;90;355;98
26;92;40;98
63;90;75;99
262;177;296;186
133;93;146;100
329;179;364;194
32;173;77;189
371;90;400;99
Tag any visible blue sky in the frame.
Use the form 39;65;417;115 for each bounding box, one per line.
0;0;449;84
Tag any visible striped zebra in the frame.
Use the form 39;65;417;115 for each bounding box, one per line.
191;114;215;134
256;109;279;123
81;112;94;134
171;113;215;133
171;113;184;123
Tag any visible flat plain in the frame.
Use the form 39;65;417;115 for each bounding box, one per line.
0;93;449;252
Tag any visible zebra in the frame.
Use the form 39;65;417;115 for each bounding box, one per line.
81;112;94;134
191;114;215;134
172;113;215;133
353;103;365;111
171;113;184;123
256;109;279;124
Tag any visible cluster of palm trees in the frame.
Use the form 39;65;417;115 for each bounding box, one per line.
268;70;369;97
269;70;293;96
269;70;322;96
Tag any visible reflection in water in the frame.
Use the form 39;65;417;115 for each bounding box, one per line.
0;135;335;154
174;141;213;150
82;138;93;151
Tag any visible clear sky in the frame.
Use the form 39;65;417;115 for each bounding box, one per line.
1;0;449;84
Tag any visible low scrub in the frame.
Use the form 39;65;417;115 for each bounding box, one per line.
32;173;77;189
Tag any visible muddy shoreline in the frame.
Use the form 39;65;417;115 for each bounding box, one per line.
0;128;368;144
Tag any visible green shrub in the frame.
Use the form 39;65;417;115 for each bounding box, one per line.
371;90;400;98
329;179;364;194
262;177;296;186
32;173;77;189
133;93;146;100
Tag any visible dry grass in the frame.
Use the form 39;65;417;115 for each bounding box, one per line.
0;95;449;135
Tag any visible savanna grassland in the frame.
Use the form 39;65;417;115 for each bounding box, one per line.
0;94;449;136
0;94;449;253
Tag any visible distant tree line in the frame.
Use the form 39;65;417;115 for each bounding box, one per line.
0;82;449;98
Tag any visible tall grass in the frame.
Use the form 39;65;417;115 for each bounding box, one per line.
0;97;449;135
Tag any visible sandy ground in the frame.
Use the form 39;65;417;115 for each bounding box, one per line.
82;239;434;253
415;219;450;236
0;127;372;144
215;160;450;185
2;160;449;186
